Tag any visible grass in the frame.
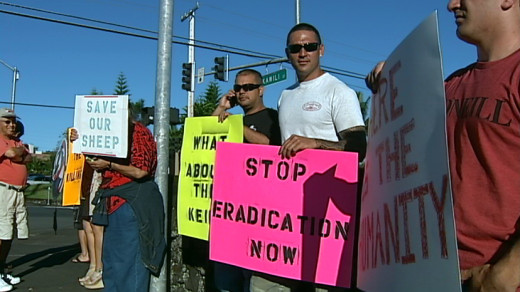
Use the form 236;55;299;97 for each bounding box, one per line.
24;184;53;200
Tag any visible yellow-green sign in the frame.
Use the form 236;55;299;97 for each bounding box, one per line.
177;115;244;240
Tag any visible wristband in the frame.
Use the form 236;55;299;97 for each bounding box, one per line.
109;161;112;170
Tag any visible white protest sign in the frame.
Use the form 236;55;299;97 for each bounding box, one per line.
357;12;461;291
73;95;129;158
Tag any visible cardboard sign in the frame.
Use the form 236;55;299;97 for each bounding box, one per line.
52;137;67;200
177;115;243;240
357;12;461;291
210;142;359;288
73;95;129;158
62;153;84;205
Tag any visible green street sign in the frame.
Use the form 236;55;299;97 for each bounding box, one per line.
262;69;287;86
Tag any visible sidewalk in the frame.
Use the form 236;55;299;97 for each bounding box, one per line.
7;205;93;291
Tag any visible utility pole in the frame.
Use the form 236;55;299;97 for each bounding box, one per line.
0;59;20;110
295;0;301;24
150;0;173;290
181;3;199;118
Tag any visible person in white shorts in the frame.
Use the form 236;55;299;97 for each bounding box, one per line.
0;108;31;291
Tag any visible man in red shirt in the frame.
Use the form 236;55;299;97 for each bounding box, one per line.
366;0;520;290
0;108;30;291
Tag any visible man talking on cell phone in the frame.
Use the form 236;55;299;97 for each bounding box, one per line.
212;68;281;146
211;68;281;292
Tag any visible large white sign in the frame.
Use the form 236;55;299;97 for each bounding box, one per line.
357;12;461;291
73;95;129;158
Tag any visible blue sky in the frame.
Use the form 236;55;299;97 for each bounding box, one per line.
0;0;474;152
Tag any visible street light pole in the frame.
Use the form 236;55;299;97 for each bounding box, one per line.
0;59;20;110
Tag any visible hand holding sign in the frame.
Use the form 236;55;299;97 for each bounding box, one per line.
73;95;129;158
279;134;319;159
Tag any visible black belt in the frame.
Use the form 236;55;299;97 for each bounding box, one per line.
0;182;24;192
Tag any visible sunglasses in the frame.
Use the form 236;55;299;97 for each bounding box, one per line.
234;83;261;92
286;42;320;54
0;120;14;125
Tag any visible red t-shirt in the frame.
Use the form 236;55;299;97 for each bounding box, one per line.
445;49;520;269
100;122;157;213
0;135;27;186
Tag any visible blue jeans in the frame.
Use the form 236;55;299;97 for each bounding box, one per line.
214;261;252;292
103;203;150;292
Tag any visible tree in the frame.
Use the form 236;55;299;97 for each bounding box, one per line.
356;91;369;120
193;81;221;116
356;91;370;126
90;88;103;95
27;155;54;175
129;99;145;122
112;72;146;122
114;72;130;95
169;81;222;152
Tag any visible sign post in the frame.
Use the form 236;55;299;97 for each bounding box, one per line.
262;69;287;86
197;67;205;84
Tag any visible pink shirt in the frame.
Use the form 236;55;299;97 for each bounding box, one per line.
0;135;28;186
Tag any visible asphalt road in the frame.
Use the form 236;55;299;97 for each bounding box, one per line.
7;205;92;291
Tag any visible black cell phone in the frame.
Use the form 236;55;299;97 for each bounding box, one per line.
230;95;238;107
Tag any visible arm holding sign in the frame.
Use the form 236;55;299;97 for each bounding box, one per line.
86;157;149;180
212;90;270;145
461;236;520;291
213;70;277;146
365;61;386;94
243;126;270;145
279;126;366;159
70;128;79;142
85;123;154;180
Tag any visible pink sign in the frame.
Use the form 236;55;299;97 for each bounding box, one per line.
210;142;359;288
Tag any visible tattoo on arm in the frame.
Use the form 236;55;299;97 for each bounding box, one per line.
315;137;347;151
315;126;367;160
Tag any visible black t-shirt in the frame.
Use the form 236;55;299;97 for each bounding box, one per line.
243;108;281;146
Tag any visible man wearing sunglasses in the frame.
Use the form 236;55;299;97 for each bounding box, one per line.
250;23;366;292
278;23;366;161
0;108;30;291
211;69;281;292
212;69;281;146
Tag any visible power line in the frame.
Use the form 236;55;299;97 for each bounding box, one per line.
1;8;289;61
0;2;281;60
204;3;385;59
0;3;368;80
0;100;74;109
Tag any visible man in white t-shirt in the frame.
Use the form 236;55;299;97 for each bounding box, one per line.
278;23;366;160
250;23;366;292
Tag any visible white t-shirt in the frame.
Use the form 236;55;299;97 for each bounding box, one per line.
278;72;364;142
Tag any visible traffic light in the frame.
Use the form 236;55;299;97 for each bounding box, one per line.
141;107;155;125
182;62;194;91
214;56;228;82
141;106;180;125
170;107;180;125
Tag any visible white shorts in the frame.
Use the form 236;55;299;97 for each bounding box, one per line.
0;183;29;240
